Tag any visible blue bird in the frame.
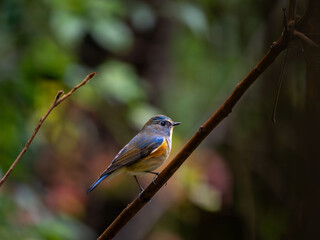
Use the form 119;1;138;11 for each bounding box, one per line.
87;115;180;194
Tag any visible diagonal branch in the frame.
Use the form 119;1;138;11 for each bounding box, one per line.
97;12;295;240
292;29;320;48
0;72;97;188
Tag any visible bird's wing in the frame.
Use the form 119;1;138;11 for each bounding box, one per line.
102;134;165;175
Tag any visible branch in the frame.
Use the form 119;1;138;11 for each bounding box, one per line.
97;20;294;240
292;29;320;48
288;0;296;21
272;49;289;123
0;72;97;188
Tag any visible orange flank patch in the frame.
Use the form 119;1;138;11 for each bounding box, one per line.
125;139;169;174
146;139;167;159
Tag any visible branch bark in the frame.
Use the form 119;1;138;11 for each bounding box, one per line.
0;72;97;188
97;6;297;240
292;29;320;48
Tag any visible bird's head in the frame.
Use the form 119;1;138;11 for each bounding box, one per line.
142;115;180;136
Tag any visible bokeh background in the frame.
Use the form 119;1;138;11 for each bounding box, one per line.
1;0;319;239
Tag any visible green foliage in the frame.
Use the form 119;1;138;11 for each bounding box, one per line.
0;0;309;239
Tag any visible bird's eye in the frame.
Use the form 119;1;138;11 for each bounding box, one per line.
160;121;166;126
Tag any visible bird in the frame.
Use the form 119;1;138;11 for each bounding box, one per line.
87;115;180;194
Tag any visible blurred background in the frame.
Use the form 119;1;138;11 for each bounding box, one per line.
1;0;319;239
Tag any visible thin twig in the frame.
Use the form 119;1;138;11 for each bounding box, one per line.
0;72;97;188
288;0;296;21
293;29;320;48
283;8;288;33
97;24;293;240
272;6;291;123
272;49;289;123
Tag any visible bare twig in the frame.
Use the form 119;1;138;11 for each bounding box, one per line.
271;5;294;123
293;30;320;48
0;72;97;188
283;8;288;33
97;21;293;240
288;0;296;21
272;49;289;123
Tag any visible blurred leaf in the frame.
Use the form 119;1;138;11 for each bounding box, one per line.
131;3;155;31
96;61;146;103
88;0;127;18
91;18;133;54
189;182;221;212
50;11;86;47
171;3;209;37
179;162;221;212
22;37;72;79
46;0;86;13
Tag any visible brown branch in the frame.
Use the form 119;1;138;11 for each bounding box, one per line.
0;72;97;188
292;29;320;48
97;22;294;240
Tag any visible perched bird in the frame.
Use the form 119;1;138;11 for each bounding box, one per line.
87;115;180;194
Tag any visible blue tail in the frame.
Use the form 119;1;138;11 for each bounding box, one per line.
87;173;110;194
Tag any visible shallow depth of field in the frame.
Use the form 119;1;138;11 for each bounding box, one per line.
0;1;319;240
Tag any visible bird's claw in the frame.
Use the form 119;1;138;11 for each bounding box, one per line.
138;190;143;199
138;190;152;203
152;175;158;185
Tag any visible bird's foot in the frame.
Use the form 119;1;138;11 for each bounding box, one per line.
145;171;159;185
138;190;144;199
138;190;152;203
152;175;158;185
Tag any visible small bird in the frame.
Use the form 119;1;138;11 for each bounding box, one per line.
87;115;180;194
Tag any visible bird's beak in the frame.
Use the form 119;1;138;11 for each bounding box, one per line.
172;122;181;126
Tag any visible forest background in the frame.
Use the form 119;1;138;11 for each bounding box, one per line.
0;0;319;240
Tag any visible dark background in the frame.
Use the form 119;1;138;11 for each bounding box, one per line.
1;0;319;239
